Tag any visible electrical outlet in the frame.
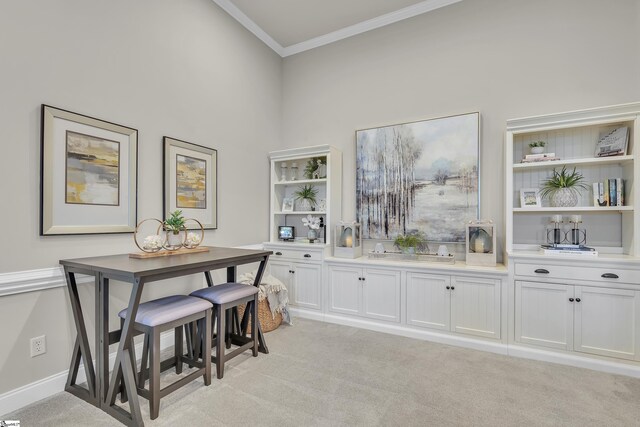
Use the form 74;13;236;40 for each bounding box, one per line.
30;335;46;357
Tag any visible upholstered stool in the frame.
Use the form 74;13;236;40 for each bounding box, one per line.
118;295;212;420
190;282;258;379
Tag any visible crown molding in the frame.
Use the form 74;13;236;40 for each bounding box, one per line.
211;0;285;56
212;0;463;58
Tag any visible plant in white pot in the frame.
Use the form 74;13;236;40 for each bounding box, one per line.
294;184;318;211
540;166;589;207
164;210;187;250
529;141;546;154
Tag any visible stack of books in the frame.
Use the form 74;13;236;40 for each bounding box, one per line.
521;153;560;163
593;179;624;207
540;244;598;256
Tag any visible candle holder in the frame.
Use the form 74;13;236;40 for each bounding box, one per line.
547;215;563;245
567;215;587;245
334;222;362;258
545;215;587;246
280;162;287;181
465;220;496;266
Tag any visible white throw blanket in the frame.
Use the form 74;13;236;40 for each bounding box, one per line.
238;272;292;324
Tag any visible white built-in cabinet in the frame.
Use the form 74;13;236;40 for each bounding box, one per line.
265;244;324;310
406;272;501;339
328;265;401;322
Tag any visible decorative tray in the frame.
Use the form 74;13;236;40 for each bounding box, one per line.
367;251;455;264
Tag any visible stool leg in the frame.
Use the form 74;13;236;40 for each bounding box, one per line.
216;304;225;379
225;308;232;349
149;328;161;420
139;334;149;388
175;326;183;374
203;311;212;385
251;295;258;357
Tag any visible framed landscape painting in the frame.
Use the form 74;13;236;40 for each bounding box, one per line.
40;105;138;235
163;137;217;229
356;112;479;242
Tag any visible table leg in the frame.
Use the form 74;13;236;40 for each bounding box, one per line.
253;256;270;354
97;274;110;406
64;269;97;404
105;278;145;427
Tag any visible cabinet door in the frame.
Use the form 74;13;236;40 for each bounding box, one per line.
291;263;322;310
269;260;293;303
574;286;639;360
362;269;401;322
328;265;361;315
406;272;450;331
451;276;501;339
515;281;573;350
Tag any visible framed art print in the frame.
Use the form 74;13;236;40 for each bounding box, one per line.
356;112;479;242
282;197;294;212
520;188;541;208
163;137;217;229
40;105;138;235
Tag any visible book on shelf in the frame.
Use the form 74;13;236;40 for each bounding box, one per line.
520;155;560;163
525;153;556;159
594;126;628;157
592;178;624;207
540;245;598;256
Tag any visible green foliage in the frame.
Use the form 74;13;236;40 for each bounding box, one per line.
393;232;428;253
303;157;326;179
293;184;318;206
164;210;186;234
529;141;546;148
539;166;589;198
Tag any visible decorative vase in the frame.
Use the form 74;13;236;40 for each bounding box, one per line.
530;147;545;154
297;199;311;211
307;228;317;241
165;230;185;250
551;188;578;207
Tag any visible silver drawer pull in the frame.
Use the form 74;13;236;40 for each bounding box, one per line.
601;273;619;279
534;268;549;274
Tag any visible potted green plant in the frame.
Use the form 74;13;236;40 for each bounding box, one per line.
393;232;428;255
539;166;589;207
303;157;326;179
164;210;186;250
529;141;546;154
293;184;318;211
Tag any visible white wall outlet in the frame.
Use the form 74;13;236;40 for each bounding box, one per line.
30;335;46;357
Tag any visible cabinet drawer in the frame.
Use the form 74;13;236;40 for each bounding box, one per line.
514;263;639;285
269;248;324;262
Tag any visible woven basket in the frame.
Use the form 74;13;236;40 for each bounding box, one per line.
238;299;282;333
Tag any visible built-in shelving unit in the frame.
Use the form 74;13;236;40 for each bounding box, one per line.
505;102;640;257
267;145;342;244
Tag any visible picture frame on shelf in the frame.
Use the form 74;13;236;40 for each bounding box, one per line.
520;188;541;208
163;136;217;229
40;104;138;235
282;197;294;212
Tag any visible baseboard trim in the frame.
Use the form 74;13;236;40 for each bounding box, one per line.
0;330;175;417
289;307;640;378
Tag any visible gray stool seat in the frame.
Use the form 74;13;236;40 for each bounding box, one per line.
118;295;212;420
190;282;258;304
190;282;259;379
118;295;212;327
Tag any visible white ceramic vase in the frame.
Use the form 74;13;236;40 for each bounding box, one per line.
530;146;545;154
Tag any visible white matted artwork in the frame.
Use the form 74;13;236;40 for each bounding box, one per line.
356;112;479;242
520;188;541;207
40;105;138;235
163;137;217;229
282;197;294;212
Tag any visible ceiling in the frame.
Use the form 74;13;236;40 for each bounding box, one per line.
211;0;463;57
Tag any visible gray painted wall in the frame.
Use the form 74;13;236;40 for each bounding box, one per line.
282;0;640;257
0;0;282;395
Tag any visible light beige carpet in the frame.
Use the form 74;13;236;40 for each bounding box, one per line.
5;318;640;426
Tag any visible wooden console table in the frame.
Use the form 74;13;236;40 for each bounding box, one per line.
60;246;272;426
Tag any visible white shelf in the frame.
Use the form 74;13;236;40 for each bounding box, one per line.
513;206;633;213
275;178;327;186
513;155;633;170
275;211;327;215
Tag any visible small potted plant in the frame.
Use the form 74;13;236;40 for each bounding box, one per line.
164;210;186;250
539;166;589;207
393;231;429;255
303;157;326;179
529;141;546;154
294;184;318;211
